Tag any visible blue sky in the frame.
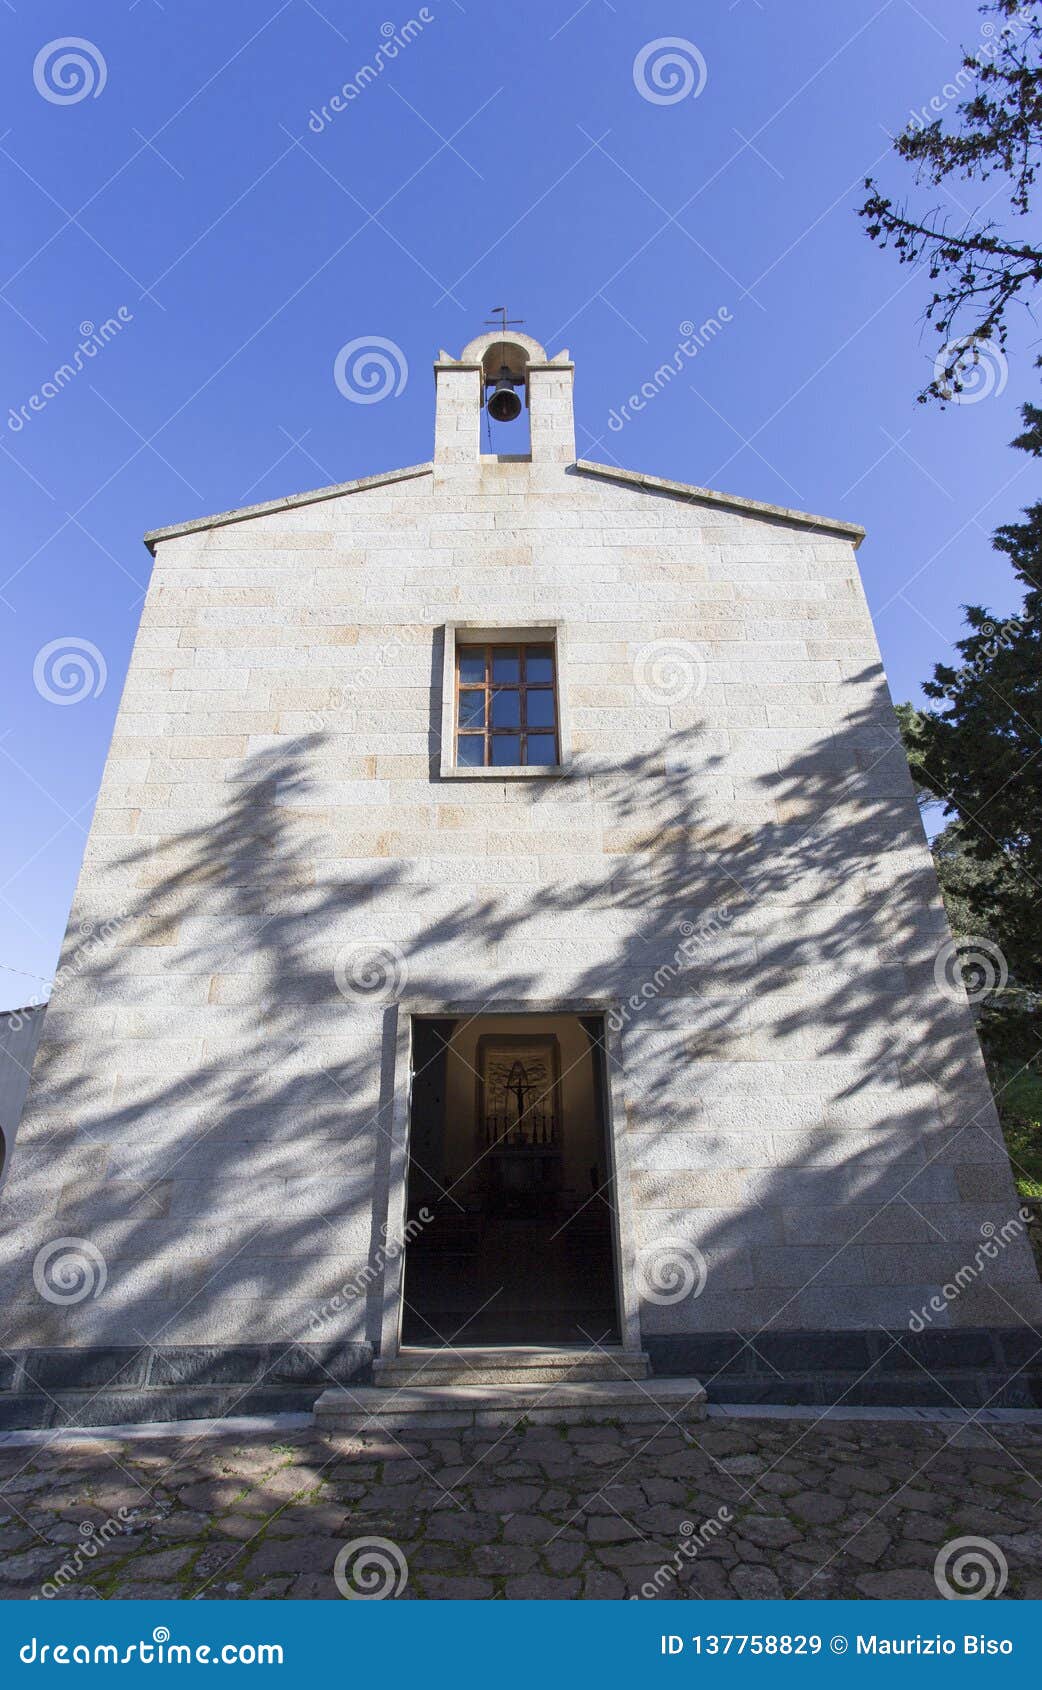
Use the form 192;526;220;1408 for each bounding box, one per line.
0;0;1035;1010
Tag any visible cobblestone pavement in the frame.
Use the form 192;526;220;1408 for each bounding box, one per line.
2;1416;1041;1601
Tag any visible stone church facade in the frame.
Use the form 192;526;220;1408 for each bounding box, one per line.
1;328;1039;1426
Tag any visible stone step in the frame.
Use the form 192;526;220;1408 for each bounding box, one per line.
372;1347;650;1387
314;1376;706;1432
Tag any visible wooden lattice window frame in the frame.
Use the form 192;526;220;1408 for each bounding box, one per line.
454;640;560;769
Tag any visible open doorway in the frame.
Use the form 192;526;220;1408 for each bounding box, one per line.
400;1013;621;1347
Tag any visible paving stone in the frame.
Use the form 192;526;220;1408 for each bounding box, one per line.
503;1574;580;1599
113;1582;180;1599
730;1563;785;1599
424;1512;491;1543
587;1515;644;1543
855;1568;940;1599
471;1544;540;1575
243;1537;336;1576
122;1547;196;1578
736;1514;803;1548
788;1490;845;1525
953;1505;1021;1535
502;1514;556;1544
842;1524;892;1566
468;1485;543;1513
582;1568;626;1599
5;1418;1041;1602
902;1514;947;1543
542;1541;586;1574
419;1575;495;1599
4;1549;64;1584
152;1512;212;1539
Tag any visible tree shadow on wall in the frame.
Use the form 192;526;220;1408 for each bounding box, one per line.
2;664;1039;1421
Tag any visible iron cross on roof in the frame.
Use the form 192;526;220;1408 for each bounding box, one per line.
485;308;525;333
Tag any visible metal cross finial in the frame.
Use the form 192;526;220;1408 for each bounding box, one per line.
485;307;525;333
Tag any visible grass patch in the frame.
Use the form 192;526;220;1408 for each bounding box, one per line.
996;1065;1042;1198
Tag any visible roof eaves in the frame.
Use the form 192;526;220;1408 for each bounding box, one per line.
574;459;865;547
143;461;434;552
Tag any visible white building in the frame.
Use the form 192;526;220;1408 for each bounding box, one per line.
1;329;1037;1427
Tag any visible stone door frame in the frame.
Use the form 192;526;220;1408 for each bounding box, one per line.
377;997;642;1360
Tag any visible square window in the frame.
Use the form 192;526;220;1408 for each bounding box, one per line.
525;690;555;729
458;648;486;686
490;689;521;729
458;691;485;730
491;734;522;766
452;636;562;771
526;734;557;765
457;734;485;767
492;646;520;684
525;645;554;685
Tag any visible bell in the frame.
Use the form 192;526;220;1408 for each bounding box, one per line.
486;366;522;423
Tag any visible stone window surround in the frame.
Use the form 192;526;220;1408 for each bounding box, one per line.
377;999;643;1362
439;621;573;780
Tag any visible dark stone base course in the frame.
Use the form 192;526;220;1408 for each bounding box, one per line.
2;1329;1040;1429
646;1327;1042;1409
0;1342;373;1430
